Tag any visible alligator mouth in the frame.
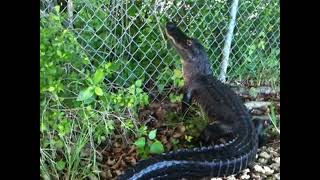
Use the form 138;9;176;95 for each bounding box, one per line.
165;22;190;49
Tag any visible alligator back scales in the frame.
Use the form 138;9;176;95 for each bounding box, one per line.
117;23;259;180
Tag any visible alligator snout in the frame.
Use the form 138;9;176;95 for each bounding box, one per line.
166;22;177;31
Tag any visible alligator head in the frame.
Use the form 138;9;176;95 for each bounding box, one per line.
165;22;213;81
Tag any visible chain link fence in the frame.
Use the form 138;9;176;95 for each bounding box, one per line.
40;0;280;101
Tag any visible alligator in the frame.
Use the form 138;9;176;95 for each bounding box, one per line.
117;22;262;180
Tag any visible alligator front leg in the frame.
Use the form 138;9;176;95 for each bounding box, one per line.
199;122;234;145
182;86;193;114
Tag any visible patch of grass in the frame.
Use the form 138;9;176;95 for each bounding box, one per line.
167;104;209;146
229;47;280;87
183;106;209;139
268;103;280;134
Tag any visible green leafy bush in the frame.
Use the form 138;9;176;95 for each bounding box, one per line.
40;7;150;179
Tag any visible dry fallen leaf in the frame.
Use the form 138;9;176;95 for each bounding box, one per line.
107;157;116;165
173;132;182;138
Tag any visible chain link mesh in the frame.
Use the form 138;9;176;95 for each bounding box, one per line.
41;0;280;101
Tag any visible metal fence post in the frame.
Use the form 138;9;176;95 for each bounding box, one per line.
219;0;240;83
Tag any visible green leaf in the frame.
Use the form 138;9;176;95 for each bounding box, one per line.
142;94;149;106
94;86;104;96
128;5;138;17
77;87;95;101
148;129;157;140
134;137;146;149
48;87;55;92
57;50;62;57
93;69;105;84
173;69;183;78
136;88;143;94
40;122;47;132
55;139;64;149
135;80;143;87
169;93;183;103
54;6;60;13
56;160;65;171
105;62;120;72
177;79;184;87
84;96;96;104
138;125;148;136
128;85;136;94
82;57;90;65
149;141;164;154
104;62;112;70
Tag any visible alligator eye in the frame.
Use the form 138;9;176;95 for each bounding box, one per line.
187;39;192;46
